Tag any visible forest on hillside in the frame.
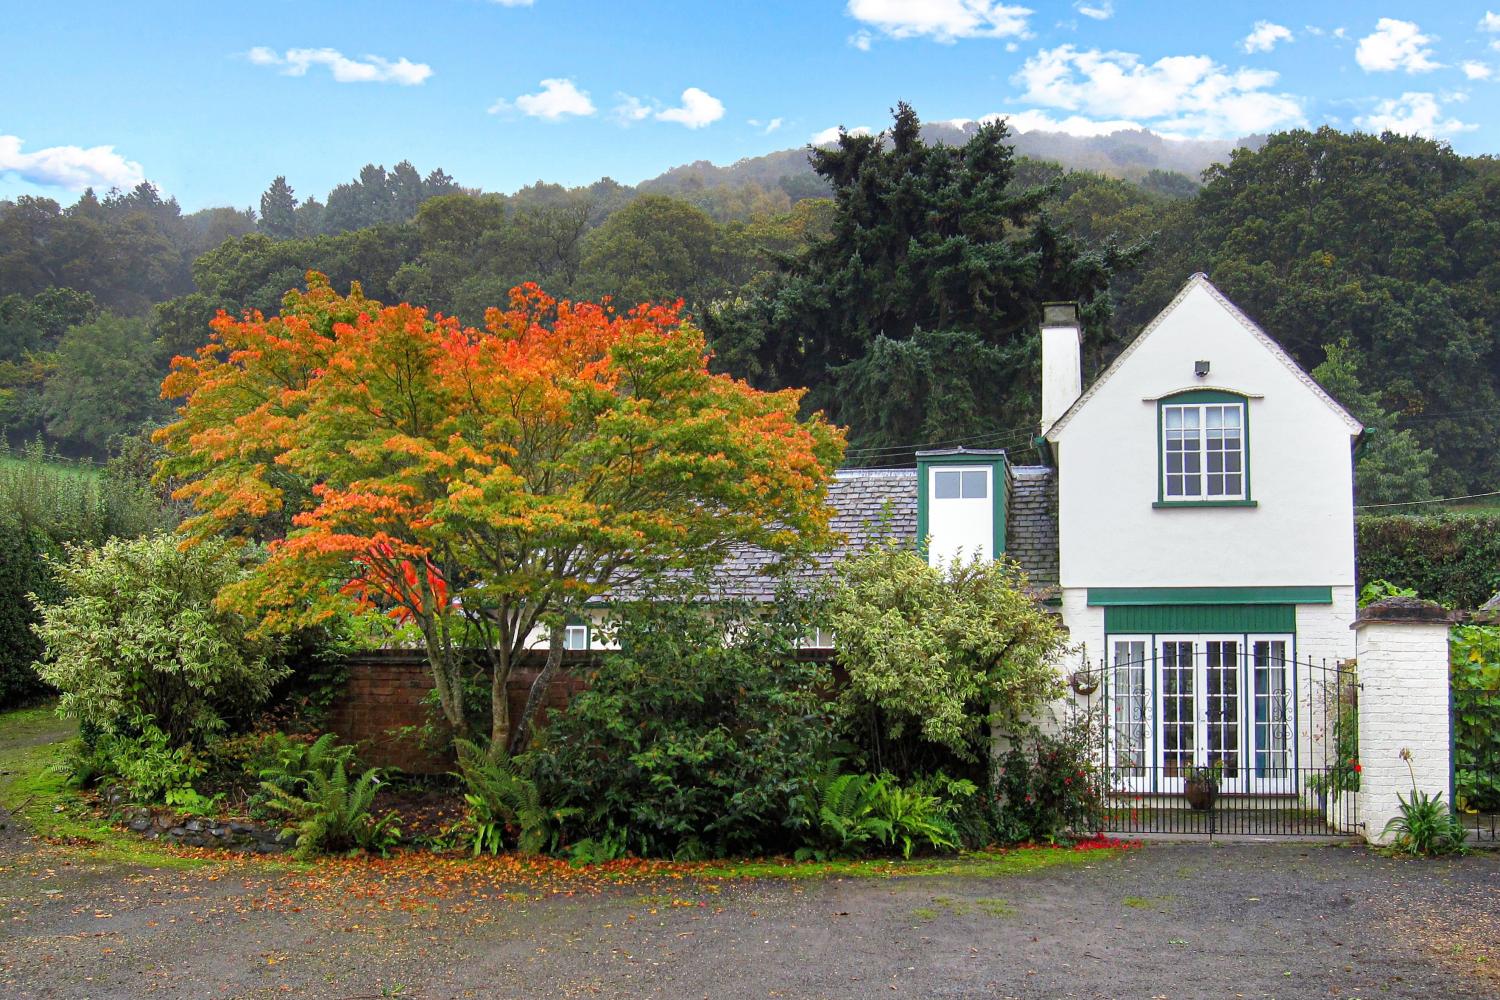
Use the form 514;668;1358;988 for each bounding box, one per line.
0;106;1496;503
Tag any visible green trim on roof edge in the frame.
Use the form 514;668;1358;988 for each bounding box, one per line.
1087;586;1333;606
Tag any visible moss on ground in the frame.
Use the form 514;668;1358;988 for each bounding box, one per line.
695;845;1118;880
0;703;211;870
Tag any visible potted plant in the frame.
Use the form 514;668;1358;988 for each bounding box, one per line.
1183;761;1223;811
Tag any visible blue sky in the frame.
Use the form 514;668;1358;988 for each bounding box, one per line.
3;2;1499;211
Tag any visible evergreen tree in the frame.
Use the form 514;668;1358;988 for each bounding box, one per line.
1312;339;1435;505
706;103;1136;454
258;176;298;240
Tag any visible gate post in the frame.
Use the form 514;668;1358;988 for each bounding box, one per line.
1353;597;1454;846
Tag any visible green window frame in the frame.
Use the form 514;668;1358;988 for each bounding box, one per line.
1155;389;1256;508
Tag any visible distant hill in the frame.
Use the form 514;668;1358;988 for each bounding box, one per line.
641;122;1261;199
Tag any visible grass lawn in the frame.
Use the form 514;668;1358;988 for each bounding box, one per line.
0;453;101;482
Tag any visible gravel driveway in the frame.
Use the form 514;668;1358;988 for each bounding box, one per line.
2;830;1496;1000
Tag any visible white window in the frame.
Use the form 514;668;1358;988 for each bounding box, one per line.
1162;402;1244;500
800;627;835;649
564;624;588;650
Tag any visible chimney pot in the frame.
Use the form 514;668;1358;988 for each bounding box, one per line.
1042;302;1079;327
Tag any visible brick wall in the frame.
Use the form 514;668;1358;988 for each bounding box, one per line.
1353;598;1454;845
324;650;598;773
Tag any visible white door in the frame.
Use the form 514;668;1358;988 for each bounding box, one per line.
1109;638;1151;792
1247;636;1294;793
1154;635;1245;793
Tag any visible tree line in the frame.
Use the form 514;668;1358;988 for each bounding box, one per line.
1;110;1496;501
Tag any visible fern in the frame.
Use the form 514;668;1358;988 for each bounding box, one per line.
259;757;401;859
454;739;552;855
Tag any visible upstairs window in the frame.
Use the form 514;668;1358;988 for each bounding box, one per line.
933;469;988;499
1161;400;1246;501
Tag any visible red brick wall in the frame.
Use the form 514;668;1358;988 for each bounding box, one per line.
324;651;598;773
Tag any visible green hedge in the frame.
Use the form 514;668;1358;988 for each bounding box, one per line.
0;521;58;707
1357;513;1500;610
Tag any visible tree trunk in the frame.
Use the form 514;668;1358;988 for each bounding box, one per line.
418;604;468;743
507;624;566;757
489;640;513;757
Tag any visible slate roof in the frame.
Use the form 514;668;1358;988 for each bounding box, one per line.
686;462;1059;602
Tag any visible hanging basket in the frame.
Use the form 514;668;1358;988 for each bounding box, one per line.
1069;670;1100;696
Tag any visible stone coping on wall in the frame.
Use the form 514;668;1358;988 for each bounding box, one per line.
1352;596;1455;627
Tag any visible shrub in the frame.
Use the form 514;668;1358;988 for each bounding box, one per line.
0;439;181;709
828;541;1068;770
527;596;839;859
0;519;57;707
1451;625;1500;813
32;534;285;746
260;756;401;859
994;717;1104;845
1357;513;1500;610
67;722;219;813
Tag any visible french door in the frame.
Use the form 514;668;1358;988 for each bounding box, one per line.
1109;634;1295;795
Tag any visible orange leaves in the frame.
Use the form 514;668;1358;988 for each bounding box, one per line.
156;272;846;645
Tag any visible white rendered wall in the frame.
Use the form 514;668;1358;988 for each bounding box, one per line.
1050;281;1358;591
1040;323;1082;435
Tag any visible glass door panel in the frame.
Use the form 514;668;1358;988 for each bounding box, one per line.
1111;640;1149;789
1159;640;1196;783
1250;638;1293;792
1202;639;1242;791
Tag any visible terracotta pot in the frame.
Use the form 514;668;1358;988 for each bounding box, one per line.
1184;779;1218;811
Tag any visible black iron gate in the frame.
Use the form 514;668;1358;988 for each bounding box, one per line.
1071;648;1360;838
1452;643;1499;845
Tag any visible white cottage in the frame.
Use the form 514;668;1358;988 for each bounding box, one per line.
551;275;1365;814
1040;274;1362;801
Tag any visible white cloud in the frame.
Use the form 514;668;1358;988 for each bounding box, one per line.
1355;92;1475;137
246;46;432;85
1242;21;1292;53
748;117;784;135
811;124;874;145
1074;1;1112;20
655;87;725;128
612;94;653;123
613;88;725;128
1462;60;1493;81
0;134;146;191
850;30;873;51
1012;45;1305;137
1481;12;1500;32
492;78;596;120
488;0;534;5
1355;19;1439;73
845;0;1032;43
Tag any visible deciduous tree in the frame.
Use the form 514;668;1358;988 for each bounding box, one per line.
156;274;844;755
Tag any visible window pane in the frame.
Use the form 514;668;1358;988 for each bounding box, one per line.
1165;408;1182;429
960;470;987;498
933;471;960;499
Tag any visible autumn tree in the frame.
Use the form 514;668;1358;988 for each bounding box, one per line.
156;274;844;756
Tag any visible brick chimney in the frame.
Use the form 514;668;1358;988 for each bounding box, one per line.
1040;302;1082;435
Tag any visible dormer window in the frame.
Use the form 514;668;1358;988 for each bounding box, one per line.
1155;390;1255;508
916;450;1007;565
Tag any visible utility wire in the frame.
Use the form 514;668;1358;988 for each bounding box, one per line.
842;425;1036;458
1356;490;1500;510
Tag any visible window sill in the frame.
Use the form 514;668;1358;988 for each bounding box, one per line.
1152;499;1258;509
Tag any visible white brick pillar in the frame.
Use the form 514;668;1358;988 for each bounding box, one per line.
1353;597;1453;846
